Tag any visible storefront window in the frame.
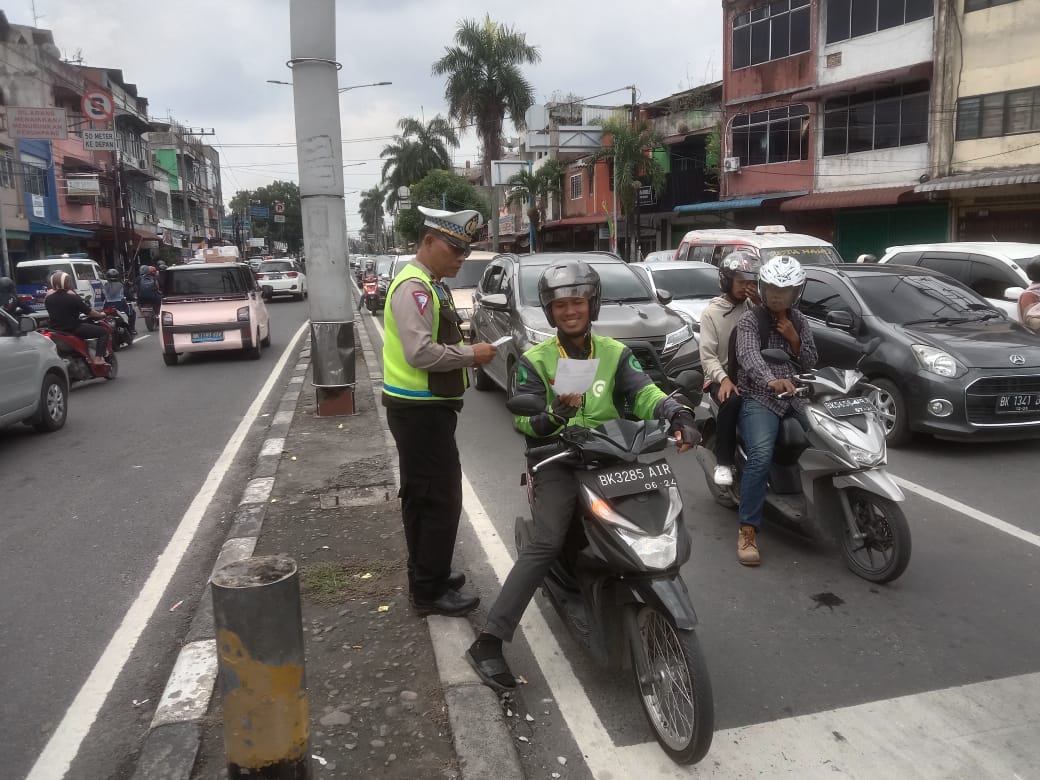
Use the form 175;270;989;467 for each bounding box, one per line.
731;105;809;166
732;0;810;69
823;82;929;155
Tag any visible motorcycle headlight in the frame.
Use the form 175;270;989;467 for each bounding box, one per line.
524;325;554;345
911;344;964;378
664;321;695;353
581;485;682;570
808;409;884;467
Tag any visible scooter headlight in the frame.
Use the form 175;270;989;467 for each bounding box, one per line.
808;409;884;467
581;485;682;570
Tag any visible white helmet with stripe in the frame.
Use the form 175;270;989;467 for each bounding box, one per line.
758;255;805;308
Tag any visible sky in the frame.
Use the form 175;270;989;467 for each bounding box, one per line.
15;0;723;234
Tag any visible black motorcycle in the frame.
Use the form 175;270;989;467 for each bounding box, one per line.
103;304;134;350
507;377;714;765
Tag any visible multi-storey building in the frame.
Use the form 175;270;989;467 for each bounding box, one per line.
922;0;1040;242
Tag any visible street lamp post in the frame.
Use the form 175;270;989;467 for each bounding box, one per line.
266;79;392;94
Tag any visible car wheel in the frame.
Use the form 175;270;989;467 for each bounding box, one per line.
163;352;178;366
473;363;496;391
32;373;68;432
261;327;271;348
866;378;912;447
247;330;262;360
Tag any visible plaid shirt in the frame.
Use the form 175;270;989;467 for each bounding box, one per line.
735;307;818;417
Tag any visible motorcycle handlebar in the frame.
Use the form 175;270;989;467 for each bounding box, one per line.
526;442;564;460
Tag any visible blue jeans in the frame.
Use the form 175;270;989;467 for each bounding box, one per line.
737;398;806;528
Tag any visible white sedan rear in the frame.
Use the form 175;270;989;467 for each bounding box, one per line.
256;259;308;301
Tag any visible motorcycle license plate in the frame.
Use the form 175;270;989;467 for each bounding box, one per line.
995;393;1040;413
583;458;678;499
822;397;876;417
191;330;224;343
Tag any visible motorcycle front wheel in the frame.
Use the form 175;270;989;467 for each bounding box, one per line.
839;488;911;583
631;606;714;765
146;315;157;332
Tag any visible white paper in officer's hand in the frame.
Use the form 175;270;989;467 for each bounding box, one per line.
554;358;599;395
491;335;512;347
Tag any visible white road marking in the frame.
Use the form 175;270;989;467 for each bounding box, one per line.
894;476;1040;549
25;319;310;780
134;334;150;342
149;641;219;728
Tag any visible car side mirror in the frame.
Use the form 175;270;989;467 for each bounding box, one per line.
19;315;36;334
762;348;792;365
1004;286;1025;301
824;310;856;333
506;393;545;416
482;293;508;311
656;288;673;306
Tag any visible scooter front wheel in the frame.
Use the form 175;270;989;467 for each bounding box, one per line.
631;606;714;765
839;488;911;583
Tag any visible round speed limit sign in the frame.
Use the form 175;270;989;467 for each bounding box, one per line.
82;89;115;123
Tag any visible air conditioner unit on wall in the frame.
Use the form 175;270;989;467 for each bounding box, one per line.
723;157;742;173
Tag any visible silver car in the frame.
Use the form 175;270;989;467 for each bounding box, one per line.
469;252;698;392
0;309;69;432
633;260;720;332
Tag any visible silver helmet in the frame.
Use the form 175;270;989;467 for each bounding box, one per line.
537;260;601;327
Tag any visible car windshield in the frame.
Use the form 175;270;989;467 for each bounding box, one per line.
852;273;995;324
452;259;492;288
376;257;394;276
647;267;718;299
760;246;842;265
16;265;66;286
166;268;248;297
262;261;294;272
520;262;651;305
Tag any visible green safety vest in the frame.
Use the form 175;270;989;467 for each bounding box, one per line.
382;263;468;402
515;334;665;437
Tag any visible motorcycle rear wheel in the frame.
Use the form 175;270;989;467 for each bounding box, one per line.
631;606;714;765
839;488;911;583
146;316;158;332
104;353;119;380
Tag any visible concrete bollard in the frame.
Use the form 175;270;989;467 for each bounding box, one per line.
212;555;310;779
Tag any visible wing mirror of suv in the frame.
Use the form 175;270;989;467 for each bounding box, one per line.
481;293;508;311
656;288;673;306
1004;285;1025;301
506;393;545;416
825;310;857;333
19;315;37;335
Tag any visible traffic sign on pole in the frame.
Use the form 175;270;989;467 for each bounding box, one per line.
273;201;286;214
82;89;115;123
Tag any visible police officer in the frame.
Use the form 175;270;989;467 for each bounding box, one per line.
382;206;497;617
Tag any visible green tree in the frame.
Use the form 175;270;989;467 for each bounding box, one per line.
228;180;303;253
505;158;564;252
586;117;667;262
396;169;490;246
381;115;460;208
703;123;721;194
432;16;540;195
359;186;388;252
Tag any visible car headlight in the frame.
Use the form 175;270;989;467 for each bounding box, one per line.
911;344;963;378
663;321;695;353
524;325;554;345
162;311;173;326
237;306;250;322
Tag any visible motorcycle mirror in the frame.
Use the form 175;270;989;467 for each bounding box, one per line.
762;348;791;365
19;315;36;334
506;393;546;416
673;369;703;393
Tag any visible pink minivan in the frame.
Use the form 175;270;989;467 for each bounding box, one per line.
159;263;271;365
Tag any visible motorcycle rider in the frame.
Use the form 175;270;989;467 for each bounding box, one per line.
136;264;162;314
466;259;700;692
733;256;818;566
44;270;110;365
102;268;136;334
0;276;33;317
698;250;760;487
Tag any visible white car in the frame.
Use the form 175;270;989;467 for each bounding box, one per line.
633;260;719;332
256;258;308;301
0;308;69;432
878;242;1040;321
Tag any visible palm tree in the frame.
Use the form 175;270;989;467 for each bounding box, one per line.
359;185;387;252
432;16;540;245
586;116;667;262
505;158;564;252
381;115;461;210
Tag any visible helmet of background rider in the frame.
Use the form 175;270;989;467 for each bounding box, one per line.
106;268;121;281
718;249;762;295
856;253;878;264
49;271;74;291
537;260;602;327
758;255;806;310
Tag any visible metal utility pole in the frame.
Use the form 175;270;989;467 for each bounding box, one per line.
290;0;355;416
0;187;10;278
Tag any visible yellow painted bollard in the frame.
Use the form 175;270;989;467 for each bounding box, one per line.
212;555;310;779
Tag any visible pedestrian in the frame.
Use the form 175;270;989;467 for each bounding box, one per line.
1018;257;1040;333
381;206;498;617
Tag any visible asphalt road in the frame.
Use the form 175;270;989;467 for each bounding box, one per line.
0;299;311;780
359;305;1040;777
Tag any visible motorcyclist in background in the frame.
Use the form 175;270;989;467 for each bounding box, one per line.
466;259;700;692
0;276;34;317
44;271;110;365
136;265;163;311
102;268;136;334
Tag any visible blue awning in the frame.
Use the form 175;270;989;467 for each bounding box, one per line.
673;191;807;214
28;219;95;237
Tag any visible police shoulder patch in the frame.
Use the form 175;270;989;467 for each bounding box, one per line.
412;290;431;314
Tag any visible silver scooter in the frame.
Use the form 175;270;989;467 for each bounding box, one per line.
695;348;910;583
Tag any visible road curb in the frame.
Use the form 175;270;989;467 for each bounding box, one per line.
353;315;524;780
130;337;312;780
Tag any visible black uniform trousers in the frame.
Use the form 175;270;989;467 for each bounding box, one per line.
385;403;463;601
485;463;577;642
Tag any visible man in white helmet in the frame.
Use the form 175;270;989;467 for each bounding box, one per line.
733;255;818;566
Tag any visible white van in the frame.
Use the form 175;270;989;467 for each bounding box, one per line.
673;226;843;267
15;254;105;311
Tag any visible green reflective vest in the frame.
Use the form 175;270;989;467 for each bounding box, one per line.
382;263;468;402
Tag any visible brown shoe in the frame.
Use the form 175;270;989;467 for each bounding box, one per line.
738;525;760;566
